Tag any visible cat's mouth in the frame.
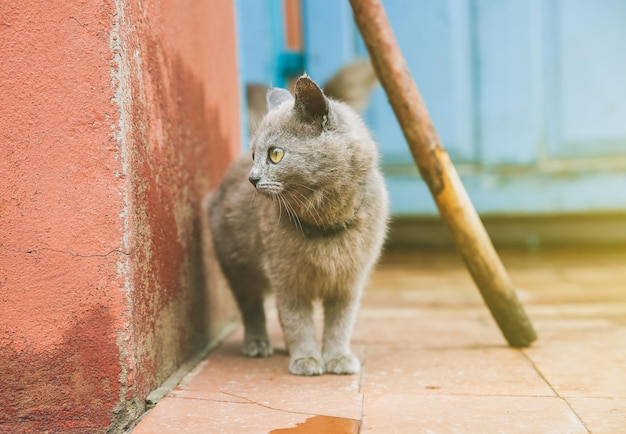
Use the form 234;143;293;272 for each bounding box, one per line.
254;181;284;196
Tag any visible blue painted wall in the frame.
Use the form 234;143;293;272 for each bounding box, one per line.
238;0;626;216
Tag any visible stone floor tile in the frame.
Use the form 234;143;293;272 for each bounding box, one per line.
366;271;483;308
524;328;626;398
528;304;626;324
567;397;626;433
132;248;626;433
353;306;505;347
361;394;587;434
132;395;360;434
529;316;617;335
172;339;363;420
361;345;554;397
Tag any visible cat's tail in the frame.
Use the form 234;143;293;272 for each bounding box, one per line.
322;58;378;113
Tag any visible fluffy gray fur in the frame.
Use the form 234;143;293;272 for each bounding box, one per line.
208;75;388;376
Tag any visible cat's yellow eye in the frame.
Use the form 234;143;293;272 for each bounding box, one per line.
268;147;284;164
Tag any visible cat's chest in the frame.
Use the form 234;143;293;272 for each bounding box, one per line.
264;243;358;297
263;225;367;278
255;192;383;286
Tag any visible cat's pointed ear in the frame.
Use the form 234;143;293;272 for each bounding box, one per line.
294;75;329;126
266;87;294;111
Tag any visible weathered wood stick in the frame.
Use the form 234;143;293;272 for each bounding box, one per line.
350;0;537;347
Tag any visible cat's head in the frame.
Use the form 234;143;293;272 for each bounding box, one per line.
248;75;377;225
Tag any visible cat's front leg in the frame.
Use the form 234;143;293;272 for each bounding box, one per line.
241;299;273;358
276;295;324;376
322;293;361;375
226;270;273;358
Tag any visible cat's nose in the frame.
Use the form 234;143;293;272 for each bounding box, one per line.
249;170;261;187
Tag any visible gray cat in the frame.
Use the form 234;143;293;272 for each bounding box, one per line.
208;74;388;376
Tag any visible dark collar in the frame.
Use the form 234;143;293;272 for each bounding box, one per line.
285;182;366;238
299;220;355;238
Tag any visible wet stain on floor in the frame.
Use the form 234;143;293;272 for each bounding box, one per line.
270;415;360;434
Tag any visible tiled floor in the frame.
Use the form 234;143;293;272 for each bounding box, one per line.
132;248;626;433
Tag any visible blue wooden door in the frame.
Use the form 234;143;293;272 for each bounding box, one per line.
239;0;626;216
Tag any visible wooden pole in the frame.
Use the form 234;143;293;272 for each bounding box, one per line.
350;0;537;347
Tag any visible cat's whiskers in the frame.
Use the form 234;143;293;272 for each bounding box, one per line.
292;183;328;204
285;186;325;228
271;194;283;226
276;194;295;233
286;189;324;228
292;182;328;211
279;193;304;235
276;194;288;224
284;196;302;234
290;182;317;193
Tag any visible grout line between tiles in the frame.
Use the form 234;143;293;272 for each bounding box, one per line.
355;342;513;350
521;349;592;433
145;322;239;409
357;360;366;433
357;350;367;394
125;325;240;433
356;394;364;434
361;391;562;399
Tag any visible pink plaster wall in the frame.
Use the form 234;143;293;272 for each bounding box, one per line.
0;0;240;431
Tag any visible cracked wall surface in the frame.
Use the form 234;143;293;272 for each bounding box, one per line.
0;0;240;432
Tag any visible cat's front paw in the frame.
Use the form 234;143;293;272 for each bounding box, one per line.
242;338;273;358
324;353;360;375
289;356;324;376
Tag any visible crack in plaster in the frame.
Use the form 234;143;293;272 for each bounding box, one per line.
0;244;129;258
69;16;88;28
